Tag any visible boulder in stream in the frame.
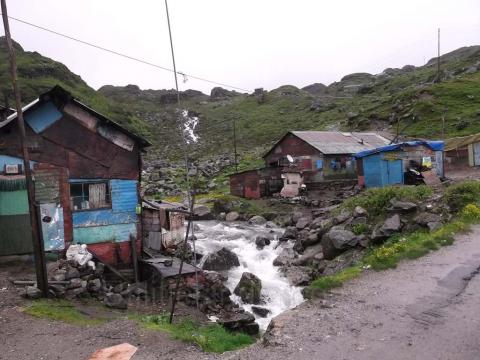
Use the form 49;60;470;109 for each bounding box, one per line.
248;215;267;226
234;272;262;304
202;247;240;271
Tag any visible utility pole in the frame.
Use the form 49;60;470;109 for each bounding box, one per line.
233;118;238;172
1;0;48;296
436;28;441;83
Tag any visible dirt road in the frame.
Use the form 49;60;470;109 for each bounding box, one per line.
231;225;480;360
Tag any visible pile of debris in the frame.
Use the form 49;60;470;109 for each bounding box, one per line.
19;245;146;310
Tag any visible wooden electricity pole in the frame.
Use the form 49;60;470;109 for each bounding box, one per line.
1;0;48;296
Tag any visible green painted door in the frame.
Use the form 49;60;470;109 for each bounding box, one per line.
0;190;33;255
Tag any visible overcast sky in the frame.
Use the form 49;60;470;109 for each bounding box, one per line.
2;0;480;94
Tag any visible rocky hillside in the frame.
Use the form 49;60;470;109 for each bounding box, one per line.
2;36;480;163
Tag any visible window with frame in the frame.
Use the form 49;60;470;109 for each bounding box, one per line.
70;181;111;211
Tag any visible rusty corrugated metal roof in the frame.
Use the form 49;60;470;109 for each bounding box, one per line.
291;131;390;154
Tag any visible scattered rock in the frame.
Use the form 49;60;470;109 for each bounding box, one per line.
273;247;297;266
388;199;418;213
104;293;127;310
371;214;402;242
428;221;443;232
249;215;267;226
202;247;240;271
64;268;80;280
255;236;271;249
217;311;259;335
415;212;442;226
251;306;271;318
234;272;262;304
280;226;297;241
25;286;42;299
296;217;311;230
321;229;357;260
334;210;352;224
293;243;323;266
353;206;367;217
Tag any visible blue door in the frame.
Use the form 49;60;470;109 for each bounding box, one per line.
382;158;403;185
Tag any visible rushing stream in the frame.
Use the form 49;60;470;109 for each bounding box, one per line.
194;221;304;330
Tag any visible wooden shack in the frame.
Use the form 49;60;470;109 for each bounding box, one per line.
0;86;150;265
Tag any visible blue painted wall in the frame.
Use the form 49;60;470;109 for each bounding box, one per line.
25;101;62;133
72;179;138;244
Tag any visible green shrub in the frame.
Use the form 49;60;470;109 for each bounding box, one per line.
460;203;480;221
445;181;480;212
351;223;369;235
341;185;433;217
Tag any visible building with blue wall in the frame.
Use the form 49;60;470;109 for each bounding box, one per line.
354;141;444;188
0;86;150;264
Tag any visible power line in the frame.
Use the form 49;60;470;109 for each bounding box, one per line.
1;14;251;93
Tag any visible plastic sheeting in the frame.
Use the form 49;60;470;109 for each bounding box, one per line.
444;133;480;151
355;140;444;158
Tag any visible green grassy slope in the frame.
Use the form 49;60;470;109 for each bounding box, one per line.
2;36;480;161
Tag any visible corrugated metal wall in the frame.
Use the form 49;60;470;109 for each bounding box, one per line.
72;179;138;244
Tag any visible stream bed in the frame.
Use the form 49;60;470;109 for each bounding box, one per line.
194;220;304;330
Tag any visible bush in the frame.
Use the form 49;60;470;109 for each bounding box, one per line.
460;203;480;221
445;181;480;212
341;185;433;217
351;223;369;235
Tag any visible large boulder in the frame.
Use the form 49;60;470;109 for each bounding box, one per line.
193;205;213;220
273;247;297;266
251;306;270;318
248;215;267;226
202;247;240;271
321;229;357;260
333;210;352;225
225;211;240;222
293;243;323;266
296;217;311;230
280;226;297;241
255;236;271;249
371;214;402;243
104;293;127;310
217;310;259;335
234;272;262;304
213;198;233;214
414;212;442;226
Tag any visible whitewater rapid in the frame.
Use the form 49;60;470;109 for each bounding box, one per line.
194;221;304;330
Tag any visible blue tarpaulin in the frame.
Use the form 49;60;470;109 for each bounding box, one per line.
354;141;444;158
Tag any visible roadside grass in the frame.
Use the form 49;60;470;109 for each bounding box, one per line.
340;185;433;217
306;266;362;296
306;203;480;297
444;180;480;212
23;299;107;326
135;313;253;353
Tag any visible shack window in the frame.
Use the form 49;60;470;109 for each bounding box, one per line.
70;181;111;211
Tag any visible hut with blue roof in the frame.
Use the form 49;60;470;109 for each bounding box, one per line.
354;141;444;188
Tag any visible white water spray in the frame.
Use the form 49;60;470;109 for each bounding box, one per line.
194;221;304;330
